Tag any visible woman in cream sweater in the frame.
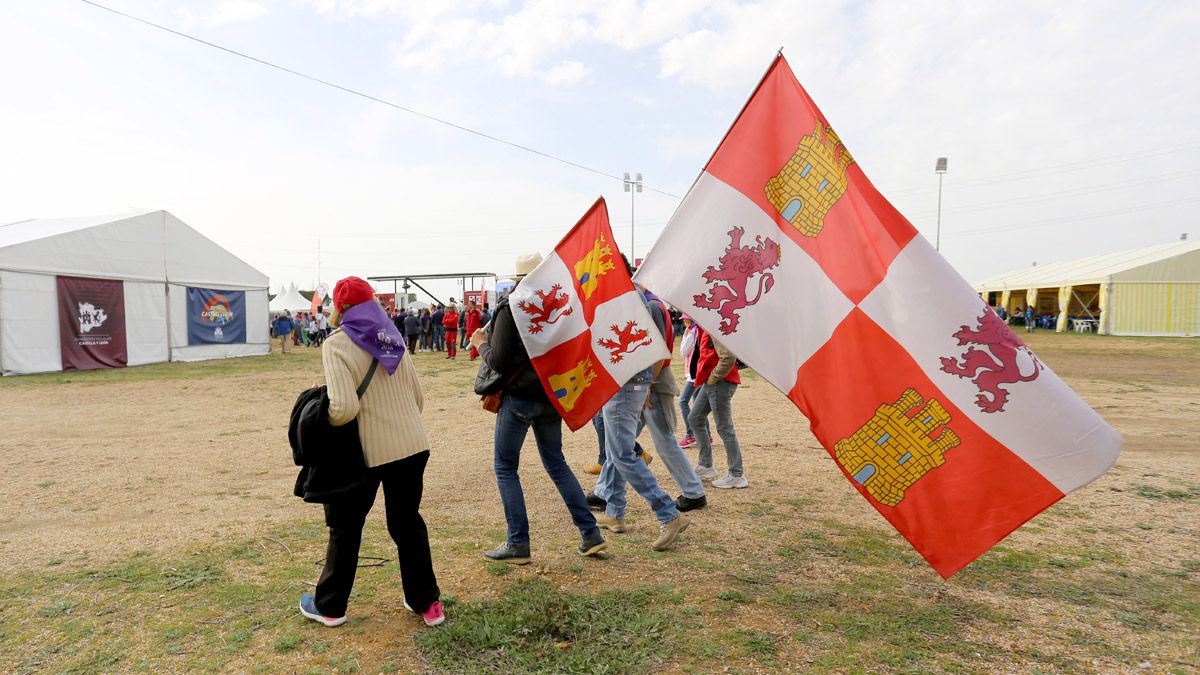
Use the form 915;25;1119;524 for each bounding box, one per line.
298;276;444;628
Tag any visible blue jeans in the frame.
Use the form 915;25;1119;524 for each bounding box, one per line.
679;380;701;437
591;414;643;464
687;380;744;477
598;372;680;524
432;325;444;350
493;395;599;546
642;390;705;499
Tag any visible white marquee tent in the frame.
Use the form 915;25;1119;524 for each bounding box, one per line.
269;283;312;313
0;210;270;375
975;239;1200;336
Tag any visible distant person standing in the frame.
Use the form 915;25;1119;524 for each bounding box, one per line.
404;310;421;353
431;305;445;352
1025;305;1035;333
464;302;483;361
442;305;459;360
458;305;468;349
273;311;294;354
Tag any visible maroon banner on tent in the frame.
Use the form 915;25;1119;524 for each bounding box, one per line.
57;275;127;371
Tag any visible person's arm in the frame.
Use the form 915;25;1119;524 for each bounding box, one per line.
708;338;737;384
406;356;425;412
323;339;361;426
646;302;668;382
477;306;518;375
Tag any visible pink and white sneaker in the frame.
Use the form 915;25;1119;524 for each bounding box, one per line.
403;597;446;627
679;433;696;449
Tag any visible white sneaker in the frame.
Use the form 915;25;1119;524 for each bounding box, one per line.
712;473;749;489
695;464;719;481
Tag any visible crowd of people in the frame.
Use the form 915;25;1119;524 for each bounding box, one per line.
291;258;748;630
270;309;330;353
384;301;493;359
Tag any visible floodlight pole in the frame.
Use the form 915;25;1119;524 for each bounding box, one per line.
624;172;643;261
935;157;948;251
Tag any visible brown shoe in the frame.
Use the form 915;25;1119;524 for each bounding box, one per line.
640;449;654;466
583;463;603;475
596;513;626;533
652;514;691;551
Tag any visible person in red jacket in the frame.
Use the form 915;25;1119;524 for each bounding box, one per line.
686;326;747;489
464;301;483;360
442;305;460;359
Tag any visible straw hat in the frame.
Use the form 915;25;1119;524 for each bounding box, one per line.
514;252;543;277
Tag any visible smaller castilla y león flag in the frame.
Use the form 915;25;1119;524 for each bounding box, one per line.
511;197;669;431
634;54;1121;577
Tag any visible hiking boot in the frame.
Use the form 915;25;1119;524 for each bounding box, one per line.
583;463;603;475
402;597;446;627
586;492;607;511
299;593;346;627
653;514;691;551
679;433;696;448
675;494;707;512
596;513;626;533
640;449;654;466
578;533;607;557
483;541;531;565
695;464;719;481
712;473;749;489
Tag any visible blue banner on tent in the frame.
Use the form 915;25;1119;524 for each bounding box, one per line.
187;288;246;345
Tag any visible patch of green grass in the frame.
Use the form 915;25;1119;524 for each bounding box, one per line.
715;589;752;604
485;562;514;577
271;634;303;653
1130;484;1200;502
415;578;681;673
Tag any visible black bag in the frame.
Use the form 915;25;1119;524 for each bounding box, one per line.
289;361;379;503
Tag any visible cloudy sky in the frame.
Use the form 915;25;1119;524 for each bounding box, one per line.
2;0;1197;300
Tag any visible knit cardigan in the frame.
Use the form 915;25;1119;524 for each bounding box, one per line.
322;330;429;468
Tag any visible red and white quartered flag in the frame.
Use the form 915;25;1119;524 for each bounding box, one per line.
511;197;669;431
634;54;1121;577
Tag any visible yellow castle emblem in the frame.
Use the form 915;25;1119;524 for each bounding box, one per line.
548;358;597;412
834;388;960;507
764;122;855;237
573;235;616;300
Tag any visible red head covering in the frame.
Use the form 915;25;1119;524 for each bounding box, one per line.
332;276;375;312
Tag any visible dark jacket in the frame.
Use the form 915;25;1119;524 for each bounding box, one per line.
477;298;546;402
403;313;421;337
289;386;368;503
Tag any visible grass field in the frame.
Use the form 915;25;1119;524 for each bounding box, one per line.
1;333;1197;673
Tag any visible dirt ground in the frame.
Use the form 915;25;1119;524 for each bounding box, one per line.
2;333;1196;573
2;332;1198;671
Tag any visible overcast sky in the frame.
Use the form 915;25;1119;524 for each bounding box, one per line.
2;0;1197;301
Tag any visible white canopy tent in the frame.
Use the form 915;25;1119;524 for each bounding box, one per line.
269;283;312;313
0;210;270;375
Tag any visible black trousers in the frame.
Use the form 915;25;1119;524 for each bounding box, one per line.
314;450;439;617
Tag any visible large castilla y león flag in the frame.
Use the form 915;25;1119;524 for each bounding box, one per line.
634;54;1121;577
512;197;669;431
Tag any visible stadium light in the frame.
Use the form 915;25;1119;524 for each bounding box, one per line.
624;172;643;261
935;157;948;251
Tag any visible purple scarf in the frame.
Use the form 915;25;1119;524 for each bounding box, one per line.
339;301;406;375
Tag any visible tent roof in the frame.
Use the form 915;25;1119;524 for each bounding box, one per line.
0;212;148;248
0;210;268;289
269;283;312;312
975;239;1200;291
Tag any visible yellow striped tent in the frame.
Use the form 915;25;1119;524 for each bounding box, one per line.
975;240;1200;337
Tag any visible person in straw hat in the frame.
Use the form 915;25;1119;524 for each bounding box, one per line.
298;276;445;629
469;253;607;564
